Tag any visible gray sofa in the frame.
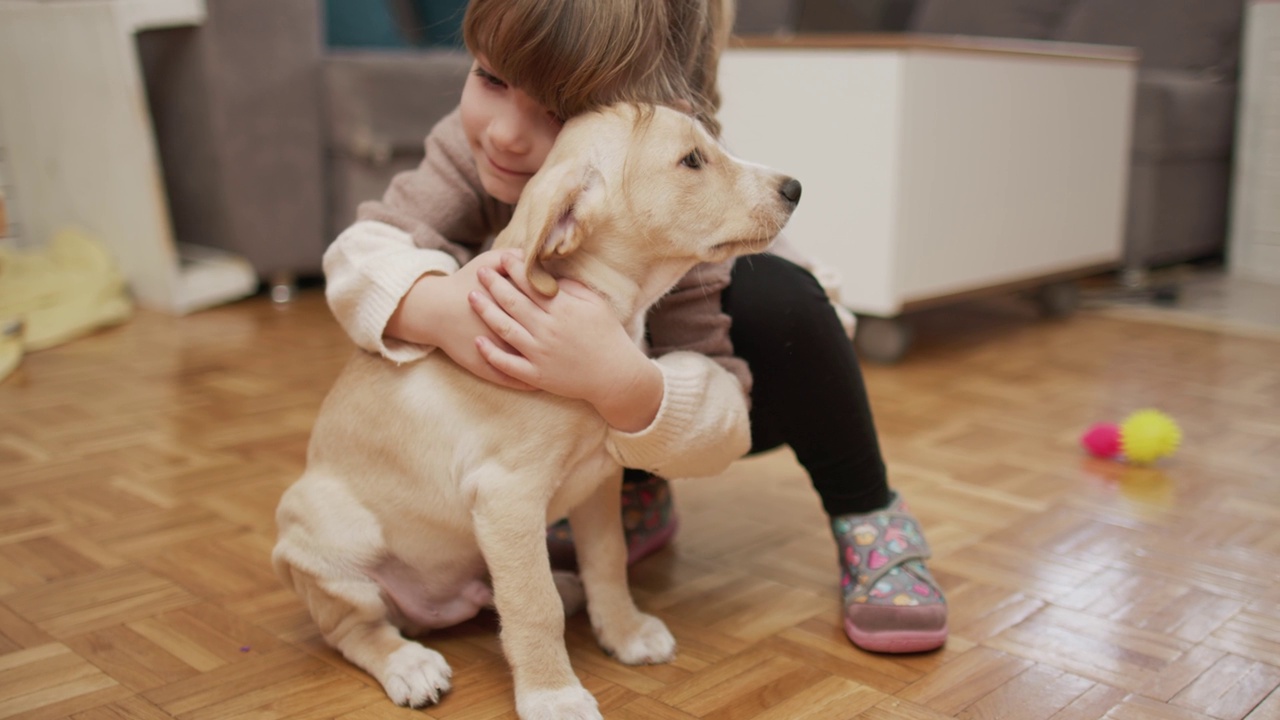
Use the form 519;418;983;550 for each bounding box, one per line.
138;0;328;288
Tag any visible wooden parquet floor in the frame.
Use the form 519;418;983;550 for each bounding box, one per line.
1;290;1278;719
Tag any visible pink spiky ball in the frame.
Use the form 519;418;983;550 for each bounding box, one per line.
1081;422;1122;458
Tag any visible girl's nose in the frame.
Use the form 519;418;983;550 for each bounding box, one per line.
488;110;531;155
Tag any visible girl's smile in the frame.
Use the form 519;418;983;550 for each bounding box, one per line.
484;153;536;178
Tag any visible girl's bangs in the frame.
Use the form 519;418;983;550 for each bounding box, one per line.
463;0;660;120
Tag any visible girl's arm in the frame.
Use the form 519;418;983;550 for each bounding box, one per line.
324;110;529;389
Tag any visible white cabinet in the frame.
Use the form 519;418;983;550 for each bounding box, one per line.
720;35;1137;326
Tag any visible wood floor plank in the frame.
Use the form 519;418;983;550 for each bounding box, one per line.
895;646;1033;715
955;664;1097;720
0;604;53;655
3;566;200;639
749;676;884;719
68;695;175;720
1204;601;1280;666
1102;695;1217;720
63;625;202;692
986;605;1192;691
1169;654;1280;720
0;643;129;720
1045;683;1129;720
1244;689;1280;720
1136;645;1229;703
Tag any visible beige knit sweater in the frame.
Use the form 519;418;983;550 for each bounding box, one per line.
323;109;758;479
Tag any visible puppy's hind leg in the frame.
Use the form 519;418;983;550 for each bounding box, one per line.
569;471;676;665
276;562;452;708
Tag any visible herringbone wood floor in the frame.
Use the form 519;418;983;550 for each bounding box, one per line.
1;290;1278;719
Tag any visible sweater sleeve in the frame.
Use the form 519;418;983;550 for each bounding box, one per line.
323;221;460;363
605;351;752;478
323;109;510;361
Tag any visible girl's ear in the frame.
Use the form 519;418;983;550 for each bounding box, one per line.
670;98;694;115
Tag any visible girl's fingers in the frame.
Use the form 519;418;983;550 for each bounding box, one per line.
498;252;549;306
479;265;544;322
468;290;533;351
475;336;539;387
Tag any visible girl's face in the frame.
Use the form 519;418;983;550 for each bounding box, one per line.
459;58;564;204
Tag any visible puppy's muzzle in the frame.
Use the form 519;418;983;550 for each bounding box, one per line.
779;177;802;206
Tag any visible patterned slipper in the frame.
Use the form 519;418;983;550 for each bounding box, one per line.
831;492;948;653
547;475;678;571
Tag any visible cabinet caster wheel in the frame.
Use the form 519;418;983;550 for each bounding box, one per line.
855;316;913;364
1152;284;1181;306
1032;281;1080;318
269;271;298;304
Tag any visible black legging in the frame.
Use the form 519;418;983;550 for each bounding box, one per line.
626;253;892;518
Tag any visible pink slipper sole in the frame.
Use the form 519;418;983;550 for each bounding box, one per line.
844;618;948;654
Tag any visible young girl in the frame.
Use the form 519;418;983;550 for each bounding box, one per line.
324;0;948;654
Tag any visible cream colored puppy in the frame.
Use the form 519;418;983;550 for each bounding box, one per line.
273;103;800;719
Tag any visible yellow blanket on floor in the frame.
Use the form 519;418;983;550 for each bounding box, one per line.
0;229;133;382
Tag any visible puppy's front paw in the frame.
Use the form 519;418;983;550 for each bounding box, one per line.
598;613;676;665
380;643;452;708
516;685;601;720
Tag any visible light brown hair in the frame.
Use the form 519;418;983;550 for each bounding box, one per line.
462;0;733;136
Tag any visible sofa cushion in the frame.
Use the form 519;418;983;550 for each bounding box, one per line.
735;0;799;33
1054;0;1243;76
909;0;1074;40
323;50;472;158
791;0;918;33
1131;70;1237;162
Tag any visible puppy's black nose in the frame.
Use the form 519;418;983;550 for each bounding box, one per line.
779;177;802;205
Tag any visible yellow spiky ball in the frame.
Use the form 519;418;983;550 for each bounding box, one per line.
1119;409;1182;465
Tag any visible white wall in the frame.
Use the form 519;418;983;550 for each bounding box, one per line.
0;123;19;249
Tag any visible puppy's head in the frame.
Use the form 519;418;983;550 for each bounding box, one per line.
494;103;800;297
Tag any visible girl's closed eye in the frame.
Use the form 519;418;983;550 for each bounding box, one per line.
473;65;562;126
473;66;507;89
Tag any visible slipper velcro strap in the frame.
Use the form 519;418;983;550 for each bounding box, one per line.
832;507;939;598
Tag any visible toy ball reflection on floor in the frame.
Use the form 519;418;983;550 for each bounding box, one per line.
1081;409;1182;465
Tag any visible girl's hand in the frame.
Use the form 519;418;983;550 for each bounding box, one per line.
469;252;663;432
388;250;535;391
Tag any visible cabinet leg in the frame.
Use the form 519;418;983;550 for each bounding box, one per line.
1032;281;1081;318
269;271;297;304
854;316;913;364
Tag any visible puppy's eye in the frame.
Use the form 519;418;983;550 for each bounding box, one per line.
680;149;704;170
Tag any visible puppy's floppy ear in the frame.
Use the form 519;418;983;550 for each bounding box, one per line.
495;161;602;297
